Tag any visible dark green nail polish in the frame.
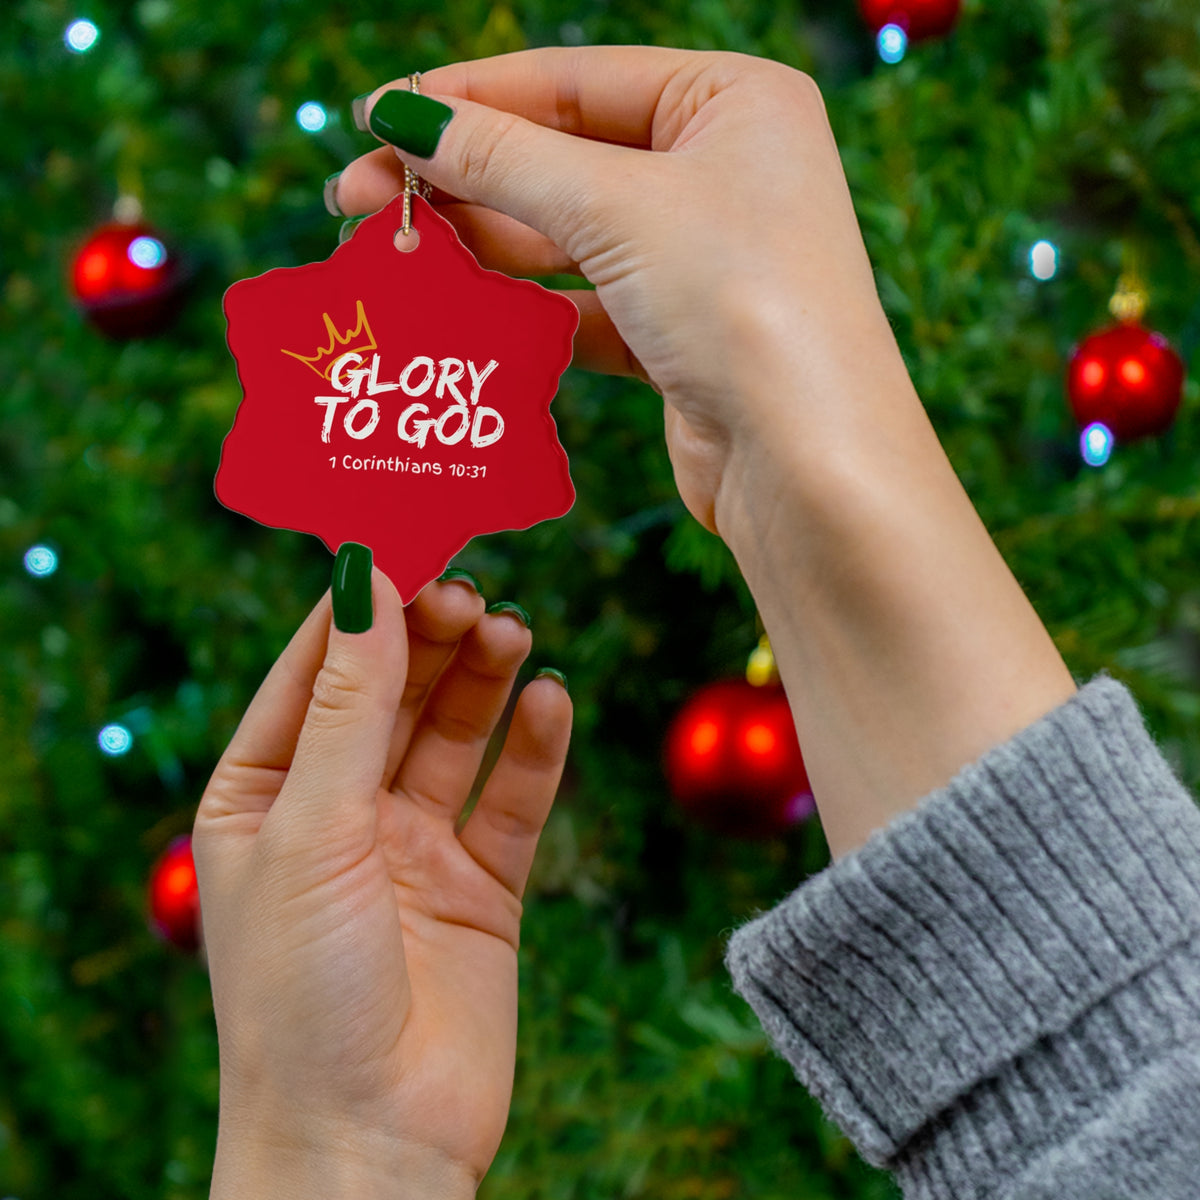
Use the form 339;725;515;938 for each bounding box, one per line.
332;542;373;633
437;567;481;593
323;172;343;217
486;600;531;628
368;89;453;159
338;216;364;245
535;667;568;692
351;92;371;133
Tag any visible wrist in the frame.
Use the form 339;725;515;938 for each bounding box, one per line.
210;1109;478;1200
709;318;1074;858
711;298;927;564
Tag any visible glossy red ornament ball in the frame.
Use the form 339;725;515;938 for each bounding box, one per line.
1067;323;1185;442
148;835;201;952
859;0;961;40
664;679;814;838
70;221;184;338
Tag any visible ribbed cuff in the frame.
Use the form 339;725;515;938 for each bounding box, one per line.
725;677;1200;1190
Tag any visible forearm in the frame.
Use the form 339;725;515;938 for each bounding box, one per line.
713;313;1075;857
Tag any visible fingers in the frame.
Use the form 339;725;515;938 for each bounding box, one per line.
382;575;487;786
332;145;461;214
196;592;336;826
360;49;758;255
390;608;533;823
357;82;638;260
338;47;702;223
458;674;572;898
419;46;705;146
560;290;651;382
333;195;644;380
430;204;580;277
334;154;581;277
269;566;409;849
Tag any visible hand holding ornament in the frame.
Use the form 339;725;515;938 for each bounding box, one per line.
195;556;570;1200
336;46;1075;857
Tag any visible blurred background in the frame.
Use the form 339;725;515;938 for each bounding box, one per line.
2;0;1200;1196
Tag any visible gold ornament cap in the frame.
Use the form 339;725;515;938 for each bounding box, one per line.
746;634;779;687
1108;274;1148;324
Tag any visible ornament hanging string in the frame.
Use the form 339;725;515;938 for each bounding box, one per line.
1109;245;1148;325
401;73;433;240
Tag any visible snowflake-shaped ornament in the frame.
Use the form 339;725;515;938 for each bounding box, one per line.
217;193;578;601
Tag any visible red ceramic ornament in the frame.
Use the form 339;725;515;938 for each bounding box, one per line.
1067;322;1185;442
218;194;578;601
71;221;184;338
148;835;201;953
664;679;814;839
858;0;960;40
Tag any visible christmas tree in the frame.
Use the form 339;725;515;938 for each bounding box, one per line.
2;1;1198;1197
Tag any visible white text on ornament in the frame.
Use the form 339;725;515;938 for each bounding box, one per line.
313;351;503;449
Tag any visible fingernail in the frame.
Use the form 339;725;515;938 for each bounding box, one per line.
368;88;453;159
486;600;531;628
351;92;372;133
323;171;343;217
437;567;482;593
332;542;373;633
535;667;568;692
338;216;364;245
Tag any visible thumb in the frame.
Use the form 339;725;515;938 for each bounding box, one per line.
364;85;632;264
271;543;407;850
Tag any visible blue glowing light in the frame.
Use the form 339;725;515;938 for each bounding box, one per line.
98;724;133;756
65;19;100;53
127;236;167;269
296;102;328;132
1030;239;1058;281
1080;422;1114;467
23;545;58;577
878;24;908;64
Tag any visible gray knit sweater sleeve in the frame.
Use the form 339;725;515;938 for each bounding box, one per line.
724;677;1200;1198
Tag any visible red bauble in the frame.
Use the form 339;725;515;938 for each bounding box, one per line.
1067;322;1185;441
664;679;814;838
859;0;960;40
70;221;184;338
148;835;201;952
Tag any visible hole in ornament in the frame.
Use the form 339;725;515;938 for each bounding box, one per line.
393;228;420;253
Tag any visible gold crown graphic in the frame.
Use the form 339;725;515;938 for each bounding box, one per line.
281;299;378;380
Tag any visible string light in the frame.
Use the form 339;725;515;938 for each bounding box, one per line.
127;236;167;269
64;19;100;53
23;545;58;577
1080;422;1114;467
296;102;328;132
1029;240;1058;281
878;24;908;63
98;724;133;756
